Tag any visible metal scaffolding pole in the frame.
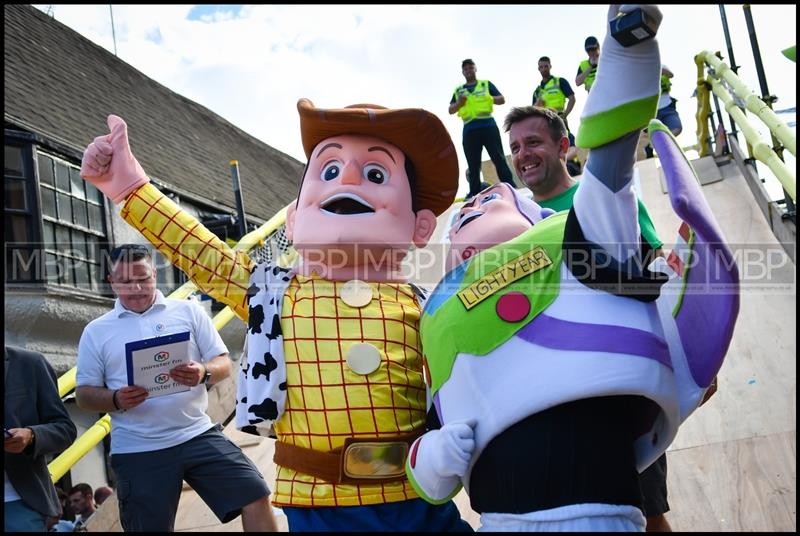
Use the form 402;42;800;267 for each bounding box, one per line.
742;4;794;218
718;5;740;141
229;160;249;238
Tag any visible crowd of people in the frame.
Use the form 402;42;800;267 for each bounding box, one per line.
6;4;724;534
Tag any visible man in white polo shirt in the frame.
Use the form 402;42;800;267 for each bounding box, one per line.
76;244;277;532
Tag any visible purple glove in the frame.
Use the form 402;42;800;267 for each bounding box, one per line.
80;115;149;204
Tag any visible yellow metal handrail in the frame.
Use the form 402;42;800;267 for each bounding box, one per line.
48;202;293;482
708;76;796;202
694;50;796;203
699;50;796;157
48;416;111;483
57;367;77;399
694;53;713;158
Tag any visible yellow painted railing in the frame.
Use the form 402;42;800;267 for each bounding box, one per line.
48;416;112;483
699;50;796;157
695;50;796;203
694;53;713;158
57;367;77;398
708;76;796;202
48;202;293;483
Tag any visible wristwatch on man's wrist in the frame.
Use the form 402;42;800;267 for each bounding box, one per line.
24;428;36;454
200;363;212;385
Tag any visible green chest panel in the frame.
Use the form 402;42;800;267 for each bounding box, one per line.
421;212;567;394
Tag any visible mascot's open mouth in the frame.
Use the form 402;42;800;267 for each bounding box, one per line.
456;211;482;232
321;193;376;215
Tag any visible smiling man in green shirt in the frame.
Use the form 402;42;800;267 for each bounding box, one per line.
504;105;663;252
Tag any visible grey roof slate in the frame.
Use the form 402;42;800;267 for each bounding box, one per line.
4;4;304;222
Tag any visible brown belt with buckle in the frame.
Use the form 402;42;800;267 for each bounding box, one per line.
273;432;423;485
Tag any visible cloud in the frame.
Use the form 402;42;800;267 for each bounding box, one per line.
33;4;796;198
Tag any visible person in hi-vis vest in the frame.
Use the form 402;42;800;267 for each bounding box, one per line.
644;65;683;159
533;55;581;176
576;35;600;92
449;58;515;199
655;66;682;136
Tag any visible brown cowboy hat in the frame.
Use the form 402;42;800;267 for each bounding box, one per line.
297;98;459;216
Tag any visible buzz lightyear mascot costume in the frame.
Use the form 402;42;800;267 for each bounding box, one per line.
406;4;740;531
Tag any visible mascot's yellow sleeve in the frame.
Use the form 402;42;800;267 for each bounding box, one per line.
121;183;255;321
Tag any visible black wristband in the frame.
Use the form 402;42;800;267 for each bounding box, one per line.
112;389;121;411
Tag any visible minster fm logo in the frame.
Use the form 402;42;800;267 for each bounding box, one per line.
154;373;170;384
154;351;170;363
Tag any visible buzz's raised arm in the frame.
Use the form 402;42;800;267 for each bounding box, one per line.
573;5;663;268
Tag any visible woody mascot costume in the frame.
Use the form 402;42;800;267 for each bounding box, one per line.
80;101;473;531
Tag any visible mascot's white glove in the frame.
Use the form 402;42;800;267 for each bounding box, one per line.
406;419;476;502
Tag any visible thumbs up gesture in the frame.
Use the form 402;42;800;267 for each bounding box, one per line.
80;115;150;204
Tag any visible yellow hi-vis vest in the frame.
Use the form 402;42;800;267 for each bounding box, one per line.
579;60;597;92
660;74;672;95
454;80;494;123
534;76;567;112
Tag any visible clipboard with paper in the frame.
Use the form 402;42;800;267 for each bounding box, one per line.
125;331;192;398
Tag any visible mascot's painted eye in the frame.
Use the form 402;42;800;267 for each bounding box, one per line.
321;162;341;181
480;192;500;205
363;164;389;184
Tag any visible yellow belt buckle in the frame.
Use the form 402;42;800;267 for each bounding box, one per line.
342;441;409;480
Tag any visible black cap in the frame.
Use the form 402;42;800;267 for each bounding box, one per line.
584;36;599;50
461;58;475;67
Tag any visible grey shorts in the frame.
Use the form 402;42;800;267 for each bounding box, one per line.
111;424;269;532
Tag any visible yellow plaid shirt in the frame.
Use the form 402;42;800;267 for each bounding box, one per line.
122;184;255;319
123;184;428;507
272;274;427;506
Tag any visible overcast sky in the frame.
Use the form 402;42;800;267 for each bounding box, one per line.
33;4;796;198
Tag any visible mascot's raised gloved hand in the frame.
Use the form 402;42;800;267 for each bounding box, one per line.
406;419;476;502
80;115;149;204
612;4;662;28
578;4;663;149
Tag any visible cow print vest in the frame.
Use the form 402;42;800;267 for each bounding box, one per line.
235;261;294;437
